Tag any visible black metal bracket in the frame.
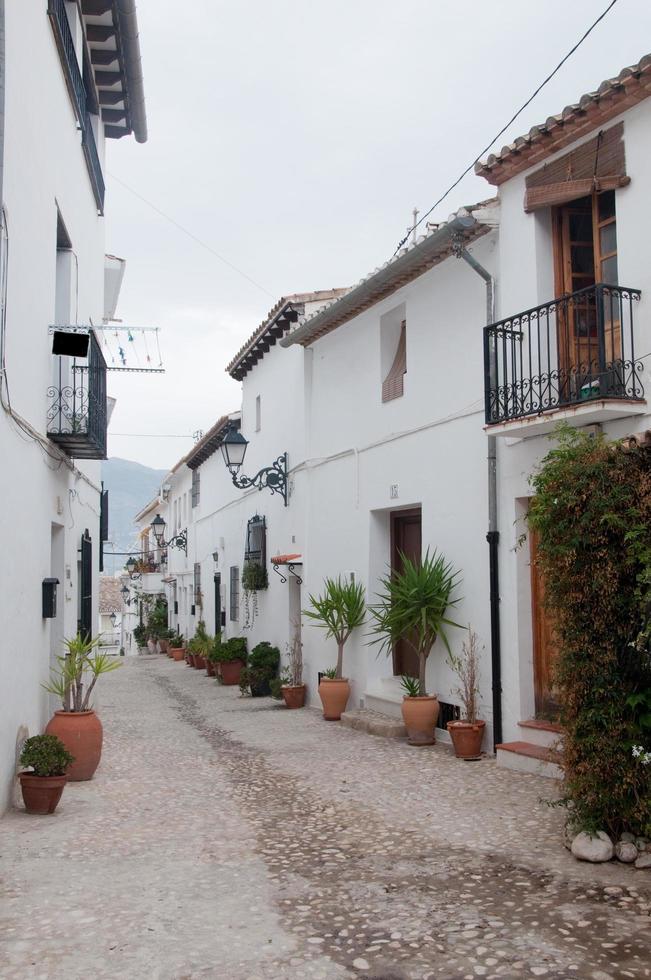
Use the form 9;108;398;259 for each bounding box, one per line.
231;453;288;506
166;528;188;556
272;562;302;585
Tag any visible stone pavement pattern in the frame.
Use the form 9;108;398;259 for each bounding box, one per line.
0;657;649;980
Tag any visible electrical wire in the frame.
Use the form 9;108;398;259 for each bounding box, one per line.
107;172;276;299
392;0;620;255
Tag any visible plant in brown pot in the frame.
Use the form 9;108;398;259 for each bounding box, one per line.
447;627;485;759
215;637;248;685
18;734;74;815
169;632;186;661
44;634;121;780
368;550;461;746
304;577;366;721
280;628;306;708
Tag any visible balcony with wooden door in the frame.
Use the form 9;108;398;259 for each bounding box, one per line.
484;189;645;437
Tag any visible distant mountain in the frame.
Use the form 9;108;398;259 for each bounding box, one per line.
101;458;167;576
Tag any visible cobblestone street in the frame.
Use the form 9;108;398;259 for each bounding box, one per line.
1;656;650;980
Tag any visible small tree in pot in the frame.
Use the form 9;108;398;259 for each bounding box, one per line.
304;577;366;720
368;550;461;745
280;626;305;708
18;734;74;815
447;627;485;759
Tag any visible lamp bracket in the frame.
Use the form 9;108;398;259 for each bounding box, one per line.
231;453;288;506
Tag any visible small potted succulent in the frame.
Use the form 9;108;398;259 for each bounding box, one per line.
241;641;279;696
446;627;485;759
18;734;74;814
169;632;185;661
44;633;121;780
280;630;305;708
304;577;366;720
215;637;248;685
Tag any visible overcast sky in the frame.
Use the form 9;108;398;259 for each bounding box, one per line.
104;0;651;470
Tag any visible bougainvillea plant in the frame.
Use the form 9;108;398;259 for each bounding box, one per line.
527;425;651;837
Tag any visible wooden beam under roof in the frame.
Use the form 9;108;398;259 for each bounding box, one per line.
86;24;116;43
101;108;126;123
98;90;124;106
94;70;122;88
81;0;113;14
91;49;119;66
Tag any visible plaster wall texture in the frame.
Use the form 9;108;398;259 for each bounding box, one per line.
0;5;110;812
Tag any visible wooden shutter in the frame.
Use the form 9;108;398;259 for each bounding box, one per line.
382;321;407;402
79;529;93;640
524;123;628;212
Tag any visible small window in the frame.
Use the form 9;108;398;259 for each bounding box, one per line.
245;515;266;563
230;566;240;621
191;469;200;508
255;395;261;432
194;562;201;609
382;320;407;402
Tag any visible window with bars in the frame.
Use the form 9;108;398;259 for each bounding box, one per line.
229;565;240;621
194;562;202;611
245;515;266;564
191;468;200;507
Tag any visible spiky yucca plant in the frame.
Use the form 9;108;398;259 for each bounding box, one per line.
368;549;461;695
44;633;121;712
303;577;366;679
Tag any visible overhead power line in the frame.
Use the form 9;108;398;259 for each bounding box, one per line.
392;0;620;255
108;172;276;300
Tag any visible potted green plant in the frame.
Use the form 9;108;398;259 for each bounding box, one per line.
446;628;485;759
244;641;280;697
241;561;269;592
189;621;211;670
304;577;366;720
368;549;461;745
133;623;147;652
214;637;248;685
43;633;121;780
280;629;305;708
18;734;74;815
169;632;185;661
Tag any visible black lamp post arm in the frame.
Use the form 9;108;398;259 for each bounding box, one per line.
231;453;288;506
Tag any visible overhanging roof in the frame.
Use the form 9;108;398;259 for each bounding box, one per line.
226;290;348;380
475;53;651;186
282;204;497;348
186;415;232;470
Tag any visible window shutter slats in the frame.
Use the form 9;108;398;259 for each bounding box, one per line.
382;321;407;403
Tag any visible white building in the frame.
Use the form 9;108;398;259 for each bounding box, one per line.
0;0;146;811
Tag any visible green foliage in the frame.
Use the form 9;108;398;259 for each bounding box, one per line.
528;426;651;837
44;634;122;712
206;633;222;663
170;632;184;648
20;734;74;777
188;621;212;658
133;624;147;646
146;599;168;640
367;549;461;695
241;561;269;592
303;577;366;679
214;636;248;663
400;675;422;698
269;676;283;700
249;641;280;674
321;667;338;680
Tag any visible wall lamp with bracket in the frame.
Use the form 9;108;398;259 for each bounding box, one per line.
219;421;288;507
150;514;188;556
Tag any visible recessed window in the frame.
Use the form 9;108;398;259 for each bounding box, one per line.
381;305;407;402
255;395;261;432
230;566;240;621
191;468;200;508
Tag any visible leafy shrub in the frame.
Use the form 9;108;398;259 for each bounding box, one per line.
133;624;147;646
528;427;651;837
241;561;268;592
146;599;168;640
214;637;248;663
249;641;280;675
188;621;212;658
170;632;184;648
20;734;73;777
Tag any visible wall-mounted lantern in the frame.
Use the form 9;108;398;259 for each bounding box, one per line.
120;584;132;606
212;549;219;564
42;578;59;619
150;513;188;556
125;556;140;580
220;422;288;506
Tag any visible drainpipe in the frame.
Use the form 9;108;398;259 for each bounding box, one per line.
452;235;503;750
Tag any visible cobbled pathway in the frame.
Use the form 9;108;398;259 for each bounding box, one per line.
1;656;650;979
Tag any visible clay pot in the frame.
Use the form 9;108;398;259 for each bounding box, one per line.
19;773;67;814
447;719;486;760
281;685;306;709
171;646;185;662
401;695;439;746
159;639;169;655
193;655;206;670
206;660;215;677
45;710;103;781
319;677;350;720
220;659;243;686
186;653;195;667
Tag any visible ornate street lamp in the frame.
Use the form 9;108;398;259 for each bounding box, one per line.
120;584;131;607
125;556;140;580
220;422;288;506
149;513;188;556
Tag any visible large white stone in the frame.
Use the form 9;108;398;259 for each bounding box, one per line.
615;841;638;864
571;831;614;863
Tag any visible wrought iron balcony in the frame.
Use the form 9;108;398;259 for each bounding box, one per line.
47;332;108;459
484;284;644;426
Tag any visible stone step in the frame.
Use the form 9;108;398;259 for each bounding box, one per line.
340;708;407;739
518;718;564;750
496;740;562;780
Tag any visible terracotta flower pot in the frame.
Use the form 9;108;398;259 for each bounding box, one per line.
18;773;67;814
186;653;195;667
319;677;350;720
220;659;243;686
167;646;175;659
206;660;216;677
281;685;306;709
171;646;185;662
193;655;206;670
447;719;486;760
401;695;439;746
159;639;169;654
45;710;103;781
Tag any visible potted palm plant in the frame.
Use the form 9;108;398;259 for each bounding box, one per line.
18;734;74;815
169;632;185;661
447;627;485;759
304;577;366;720
368;549;461;745
44;634;121;780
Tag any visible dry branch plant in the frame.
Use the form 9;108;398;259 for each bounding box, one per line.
447;627;482;723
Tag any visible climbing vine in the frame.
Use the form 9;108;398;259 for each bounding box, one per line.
527;426;651;837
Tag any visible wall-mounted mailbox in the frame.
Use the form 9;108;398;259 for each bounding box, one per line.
42;578;60;619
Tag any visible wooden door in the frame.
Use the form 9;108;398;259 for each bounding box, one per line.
529;526;560;718
391;508;422;678
553;190;620;396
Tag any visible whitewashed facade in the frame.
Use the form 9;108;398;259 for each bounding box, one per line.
0;1;146;811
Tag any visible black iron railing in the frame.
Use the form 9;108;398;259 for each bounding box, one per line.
47;332;107;459
48;0;105;213
484;283;644;425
